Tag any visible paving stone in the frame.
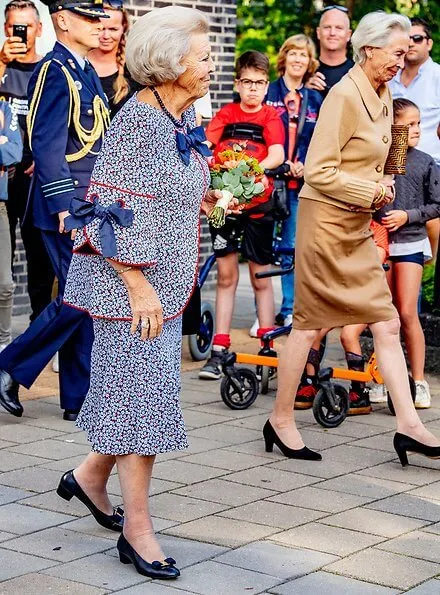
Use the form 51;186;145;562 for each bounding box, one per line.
226;411;276;431
268;485;372;513
152;460;228;484
182;436;230;455
0;451;53;473
18;489;91;517
309;420;390;439
270;571;399;594
213;541;337;579
269;522;384;556
3;526;113;562
0;573;106;594
8;439;90;460
405;579;440;594
179;449;270;471
323;548;440;590
188;424;262;445
52;431;90;445
357;462;440;486
0;531;16;542
0;485;32;505
225;440;285;460
42;552;146;590
0;502;76;536
269;445;395;479
0;440;16;450
20;400;62;418
171;478;277;506
24;416;83;433
367;493;440;522
407;481;440;502
182;409;233;428
150;493;228;522
224;466;321;492
376;530;440;563
163;515;279;547
0;467;64;493
0;424;63;444
351;431;397;453
0;548;57;581
36;455;89;472
321;507;429;537
58;516;122;540
217;500;326;529
422;522;440;535
317;473;416;499
159;560;281;595
115;584;192;594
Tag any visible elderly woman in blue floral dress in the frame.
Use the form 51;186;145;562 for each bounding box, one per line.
55;7;227;581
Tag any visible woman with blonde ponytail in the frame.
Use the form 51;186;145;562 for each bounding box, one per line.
89;0;139;118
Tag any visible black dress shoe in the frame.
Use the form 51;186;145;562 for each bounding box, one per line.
57;470;124;532
394;432;440;467
0;369;23;417
117;533;180;579
263;420;322;461
63;410;79;421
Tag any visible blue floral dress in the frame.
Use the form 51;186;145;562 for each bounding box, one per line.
63;95;209;455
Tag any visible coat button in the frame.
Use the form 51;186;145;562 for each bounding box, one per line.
375;165;382;173
382;135;388;143
87;109;93;115
74;180;79;186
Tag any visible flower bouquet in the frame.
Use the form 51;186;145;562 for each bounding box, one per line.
208;144;266;228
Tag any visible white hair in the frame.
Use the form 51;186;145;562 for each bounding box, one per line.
125;6;209;86
351;11;410;64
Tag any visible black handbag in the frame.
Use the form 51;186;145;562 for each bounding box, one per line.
182;284;201;335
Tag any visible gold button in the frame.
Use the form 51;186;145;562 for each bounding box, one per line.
382;135;388;143
375;165;382;173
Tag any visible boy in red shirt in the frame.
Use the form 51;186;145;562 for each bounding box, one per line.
199;51;285;380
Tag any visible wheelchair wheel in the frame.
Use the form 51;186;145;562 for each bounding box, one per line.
221;367;259;410
313;384;349;428
387;375;416;416
188;302;214;361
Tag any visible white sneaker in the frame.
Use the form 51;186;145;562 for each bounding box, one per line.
284;314;293;327
249;318;260;338
369;383;387;403
415;379;431;409
52;352;59;373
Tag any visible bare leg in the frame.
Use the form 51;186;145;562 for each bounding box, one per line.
74;452;116;515
248;261;274;329
117;453;165;563
269;328;320;449
214;252;239;335
370;318;439;446
340;323;367;355
393;262;425;380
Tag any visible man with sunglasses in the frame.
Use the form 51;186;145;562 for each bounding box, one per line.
0;0;110;420
389;18;440;166
306;5;353;96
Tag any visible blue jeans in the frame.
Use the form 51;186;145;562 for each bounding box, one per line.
277;189;298;317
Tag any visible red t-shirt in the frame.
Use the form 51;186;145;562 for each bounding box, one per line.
206;103;285;214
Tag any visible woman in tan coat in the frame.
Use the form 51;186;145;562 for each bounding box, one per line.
263;11;440;466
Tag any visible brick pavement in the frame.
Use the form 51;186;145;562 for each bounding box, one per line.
1;267;440;593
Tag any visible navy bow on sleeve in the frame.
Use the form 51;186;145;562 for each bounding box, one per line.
64;196;134;258
176;125;212;166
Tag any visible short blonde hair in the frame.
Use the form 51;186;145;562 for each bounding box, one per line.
351;11;410;65
276;34;319;80
125;6;209;86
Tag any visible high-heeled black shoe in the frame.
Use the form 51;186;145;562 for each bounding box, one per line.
263;420;322;461
393;432;440;467
117;533;180;579
57;470;124;532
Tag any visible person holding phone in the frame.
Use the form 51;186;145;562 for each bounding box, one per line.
0;0;55;323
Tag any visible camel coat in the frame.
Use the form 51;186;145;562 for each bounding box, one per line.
293;64;398;329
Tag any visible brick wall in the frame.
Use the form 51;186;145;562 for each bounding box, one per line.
13;0;237;315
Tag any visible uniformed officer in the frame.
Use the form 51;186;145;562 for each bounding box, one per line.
0;0;110;420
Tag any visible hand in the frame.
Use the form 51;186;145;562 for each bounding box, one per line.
305;72;327;92
373;181;394;210
126;276;163;340
24;162;34;176
0;37;27;64
201;189;241;216
0;135;8;145
285;160;304;178
58;210;76;239
381;210;408;232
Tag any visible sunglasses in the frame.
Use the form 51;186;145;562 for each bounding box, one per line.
321;5;349;13
409;34;430;44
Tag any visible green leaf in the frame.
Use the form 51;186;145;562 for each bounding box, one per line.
232;184;244;197
253;182;265;194
211;176;223;190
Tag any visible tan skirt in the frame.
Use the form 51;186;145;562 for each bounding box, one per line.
293;198;397;330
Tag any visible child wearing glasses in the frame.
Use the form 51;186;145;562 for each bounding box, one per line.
199;50;285;380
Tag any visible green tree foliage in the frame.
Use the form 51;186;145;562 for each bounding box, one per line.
237;0;440;75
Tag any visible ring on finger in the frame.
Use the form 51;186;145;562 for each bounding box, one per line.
141;318;150;329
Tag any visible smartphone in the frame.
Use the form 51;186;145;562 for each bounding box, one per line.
12;24;27;46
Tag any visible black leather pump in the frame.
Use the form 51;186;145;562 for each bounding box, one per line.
394;432;440;467
117;533;180;579
263;420;322;461
57;470;124;531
